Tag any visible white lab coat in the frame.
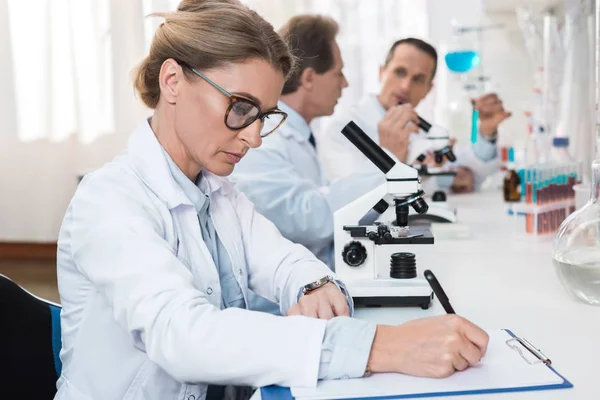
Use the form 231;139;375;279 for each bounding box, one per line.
54;120;338;400
320;94;500;189
230;102;383;267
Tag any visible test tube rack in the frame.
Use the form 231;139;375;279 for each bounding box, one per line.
507;162;581;237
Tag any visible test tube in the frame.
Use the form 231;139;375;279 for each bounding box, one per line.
564;165;573;199
550;167;557;203
544;167;552;203
535;168;540;205
556;166;560;202
552;167;562;201
501;147;508;170
539;167;545;205
556;166;562;201
560;166;567;201
569;163;577;197
519;168;526;199
544;168;552;204
525;167;533;234
526;168;533;204
565;164;569;197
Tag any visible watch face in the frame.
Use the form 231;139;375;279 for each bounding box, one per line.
304;276;332;293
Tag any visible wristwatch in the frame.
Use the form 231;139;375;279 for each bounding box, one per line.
301;275;335;295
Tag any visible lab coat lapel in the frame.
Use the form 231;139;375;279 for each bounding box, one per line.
127;120;221;305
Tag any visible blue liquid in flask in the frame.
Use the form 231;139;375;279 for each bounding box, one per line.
445;51;480;73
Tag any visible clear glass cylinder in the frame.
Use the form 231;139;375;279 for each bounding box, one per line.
553;145;600;305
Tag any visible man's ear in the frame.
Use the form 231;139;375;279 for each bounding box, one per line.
424;80;434;98
299;67;317;91
158;58;183;104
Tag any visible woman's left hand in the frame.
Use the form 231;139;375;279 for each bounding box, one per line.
287;283;350;319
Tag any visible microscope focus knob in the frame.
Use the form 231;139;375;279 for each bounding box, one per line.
342;241;367;267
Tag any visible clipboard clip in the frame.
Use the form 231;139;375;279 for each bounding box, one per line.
506;336;552;366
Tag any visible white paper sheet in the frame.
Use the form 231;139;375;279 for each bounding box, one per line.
292;330;565;400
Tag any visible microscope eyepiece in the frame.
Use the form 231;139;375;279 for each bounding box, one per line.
341;121;395;174
397;101;431;132
417;116;432;132
446;148;457;162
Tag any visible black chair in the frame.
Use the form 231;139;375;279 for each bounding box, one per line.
0;274;62;398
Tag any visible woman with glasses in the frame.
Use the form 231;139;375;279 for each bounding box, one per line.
55;1;489;399
54;1;358;399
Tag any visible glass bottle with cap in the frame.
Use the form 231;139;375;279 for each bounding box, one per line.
503;147;521;202
551;137;573;164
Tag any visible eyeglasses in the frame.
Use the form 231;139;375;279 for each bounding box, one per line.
177;60;287;138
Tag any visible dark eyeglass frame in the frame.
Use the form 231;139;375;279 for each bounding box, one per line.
175;60;287;137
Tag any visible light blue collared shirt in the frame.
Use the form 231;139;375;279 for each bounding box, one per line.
163;148;248;310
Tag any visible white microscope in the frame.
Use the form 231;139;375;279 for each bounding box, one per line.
406;116;457;167
406;112;458;224
334;121;434;308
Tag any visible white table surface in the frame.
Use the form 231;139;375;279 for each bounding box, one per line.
255;188;600;399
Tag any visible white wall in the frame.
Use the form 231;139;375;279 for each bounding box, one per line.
0;0;150;242
478;11;537;150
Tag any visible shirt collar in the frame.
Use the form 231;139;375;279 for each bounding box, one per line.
162;147;210;214
277;100;312;142
127;119;231;209
370;94;387;119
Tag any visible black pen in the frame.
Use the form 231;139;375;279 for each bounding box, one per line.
424;269;455;314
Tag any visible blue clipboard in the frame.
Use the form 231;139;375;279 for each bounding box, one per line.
260;329;573;400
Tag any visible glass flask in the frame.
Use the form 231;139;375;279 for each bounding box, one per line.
553;140;600;305
444;24;482;144
444;26;481;74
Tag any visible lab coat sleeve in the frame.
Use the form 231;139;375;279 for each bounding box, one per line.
68;171;327;388
232;147;336;250
454;141;500;188
230;188;346;314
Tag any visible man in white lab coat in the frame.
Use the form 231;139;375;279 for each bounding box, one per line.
320;38;512;193
231;15;383;268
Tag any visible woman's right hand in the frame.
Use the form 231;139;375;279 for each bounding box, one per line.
366;315;489;378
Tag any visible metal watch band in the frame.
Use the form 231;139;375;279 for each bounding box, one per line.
301;275;335;295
